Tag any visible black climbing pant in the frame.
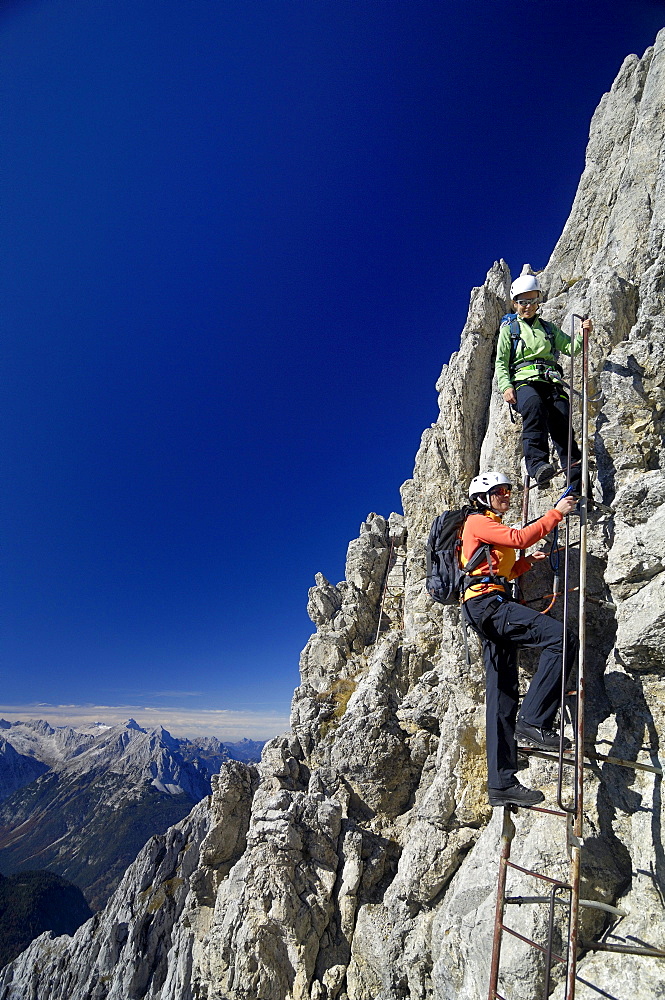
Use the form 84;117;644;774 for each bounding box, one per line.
463;593;579;790
515;380;582;490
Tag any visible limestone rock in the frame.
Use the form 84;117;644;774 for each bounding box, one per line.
307;574;344;626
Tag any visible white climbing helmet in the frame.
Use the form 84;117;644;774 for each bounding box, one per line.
468;471;512;506
510;273;542;300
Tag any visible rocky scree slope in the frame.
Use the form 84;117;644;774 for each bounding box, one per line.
2;30;665;1000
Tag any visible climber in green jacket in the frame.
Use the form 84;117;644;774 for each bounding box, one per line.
495;273;593;492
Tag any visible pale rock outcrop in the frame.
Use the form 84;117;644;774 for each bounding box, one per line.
3;30;665;1000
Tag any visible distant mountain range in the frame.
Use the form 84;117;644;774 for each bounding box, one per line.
0;718;264;910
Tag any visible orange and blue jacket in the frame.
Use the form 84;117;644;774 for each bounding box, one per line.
461;508;563;601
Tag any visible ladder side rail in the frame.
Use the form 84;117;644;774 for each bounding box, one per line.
488;474;531;1000
557;511;576;815
516;471;530;599
556;305;579;809
558;312;588;815
565;314;590;1000
566;313;575;491
487;809;516;1000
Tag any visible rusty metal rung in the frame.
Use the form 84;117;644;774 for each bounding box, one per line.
530;804;569;817
518;745;663;776
506;861;569;887
500;923;567;964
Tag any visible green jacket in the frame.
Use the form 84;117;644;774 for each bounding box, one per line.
495;316;583;395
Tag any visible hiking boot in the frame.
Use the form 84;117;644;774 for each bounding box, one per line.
533;462;555;486
516;720;571;751
488;782;545;808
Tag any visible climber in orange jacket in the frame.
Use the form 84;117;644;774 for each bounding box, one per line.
461;471;578;808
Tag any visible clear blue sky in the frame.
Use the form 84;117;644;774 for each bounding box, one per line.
1;0;663;739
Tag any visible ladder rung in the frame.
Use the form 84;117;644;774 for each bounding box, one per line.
506;861;568;886
501;923;566;964
518;745;663;776
506;895;568;905
530;804;569;817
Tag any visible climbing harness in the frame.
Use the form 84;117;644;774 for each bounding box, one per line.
487;315;664;1000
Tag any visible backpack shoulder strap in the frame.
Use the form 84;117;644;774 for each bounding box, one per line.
539;318;557;355
507;316;523;373
464;541;493;575
459;509;495;579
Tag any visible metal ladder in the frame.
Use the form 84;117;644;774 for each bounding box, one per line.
375;534;407;640
487;317;665;999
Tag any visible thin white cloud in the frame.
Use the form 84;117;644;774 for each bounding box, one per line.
0;703;290;742
150;691;205;699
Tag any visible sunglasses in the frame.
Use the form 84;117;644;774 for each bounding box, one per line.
514;297;540;306
490;486;512;498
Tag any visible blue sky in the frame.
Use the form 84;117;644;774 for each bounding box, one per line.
2;0;664;740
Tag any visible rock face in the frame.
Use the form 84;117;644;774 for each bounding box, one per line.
2;30;665;1000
